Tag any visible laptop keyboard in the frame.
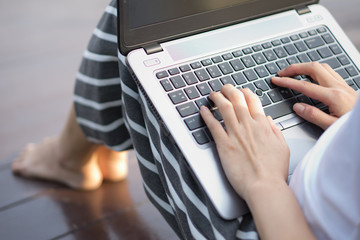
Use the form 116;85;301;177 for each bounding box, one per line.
155;26;360;145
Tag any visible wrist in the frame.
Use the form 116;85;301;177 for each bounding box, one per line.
244;177;288;207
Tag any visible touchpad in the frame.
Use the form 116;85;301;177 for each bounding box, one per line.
282;122;323;176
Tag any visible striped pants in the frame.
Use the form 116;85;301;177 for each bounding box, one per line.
74;1;257;239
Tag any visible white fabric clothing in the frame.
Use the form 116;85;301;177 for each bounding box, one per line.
290;99;360;240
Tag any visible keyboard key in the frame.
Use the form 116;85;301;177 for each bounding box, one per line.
229;59;245;71
179;64;191;72
265;62;279;74
337;55;350;66
345;66;359;77
281;37;291;44
197;83;212;96
212;56;223;63
252;45;262;52
262;42;272;49
192;130;210;145
329;44;342;55
322;33;335;44
220;76;236;86
242;83;256;92
232;50;243;57
254;80;270;91
274;47;288;58
218;62;234;75
169;90;187;104
297;53;311;63
201;59;213;66
184;114;205;130
299;32;309;38
194;69;211;81
252;53;267;64
209;79;223;91
321;57;341;69
182;72;198;85
156;71;169;79
290;34;300;41
294;42;308;52
353;77;360;88
160;79;173;92
307;50;321;61
284;44;298;55
305;36;325;49
279;88;294;99
271;40;281;46
287;56;300;65
254;66;269;78
263;49;277;61
241;56;256;68
297;95;313;105
168;67;180;75
170;76;186;88
264;98;297;119
176;102;198;117
242;47;253;54
184;86;200;99
190;62;202;69
259;94;272;106
317;27;327;33
243;69;258;81
267;89;282;103
206;65;222;78
231;72;247;85
317;47;333;58
276;59;289;70
308;29;317;36
222;53;233;60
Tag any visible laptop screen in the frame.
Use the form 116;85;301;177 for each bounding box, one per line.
118;0;318;55
129;0;252;29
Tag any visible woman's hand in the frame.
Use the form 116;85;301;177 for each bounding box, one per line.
272;62;358;130
200;85;289;202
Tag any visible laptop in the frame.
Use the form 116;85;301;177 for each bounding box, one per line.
117;0;360;219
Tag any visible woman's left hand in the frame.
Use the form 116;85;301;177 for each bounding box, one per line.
200;84;290;202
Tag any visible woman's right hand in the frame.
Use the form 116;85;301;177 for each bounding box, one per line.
272;62;358;130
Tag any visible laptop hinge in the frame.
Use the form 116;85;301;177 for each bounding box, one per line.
296;6;311;15
144;43;163;55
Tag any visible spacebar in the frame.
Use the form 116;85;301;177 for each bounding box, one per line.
264;99;297;119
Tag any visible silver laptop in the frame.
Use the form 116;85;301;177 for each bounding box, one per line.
117;0;360;219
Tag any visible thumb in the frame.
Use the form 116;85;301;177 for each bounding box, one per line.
293;103;337;130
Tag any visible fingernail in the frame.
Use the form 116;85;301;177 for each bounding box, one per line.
293;103;305;113
200;105;208;112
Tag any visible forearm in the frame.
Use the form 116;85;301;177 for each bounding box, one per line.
246;180;316;240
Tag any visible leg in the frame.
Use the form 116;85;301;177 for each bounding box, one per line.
12;105;103;190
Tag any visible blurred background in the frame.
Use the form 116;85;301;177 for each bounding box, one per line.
0;0;359;163
0;0;359;239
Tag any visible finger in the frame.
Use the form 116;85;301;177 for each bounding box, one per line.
277;62;336;87
321;63;347;83
271;76;332;105
293;103;338;130
266;116;286;142
220;84;250;121
209;90;239;132
200;106;228;141
241;88;265;119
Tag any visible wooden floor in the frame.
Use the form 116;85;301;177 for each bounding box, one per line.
0;0;359;239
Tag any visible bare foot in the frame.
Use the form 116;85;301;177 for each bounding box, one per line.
97;146;128;182
12;137;103;190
